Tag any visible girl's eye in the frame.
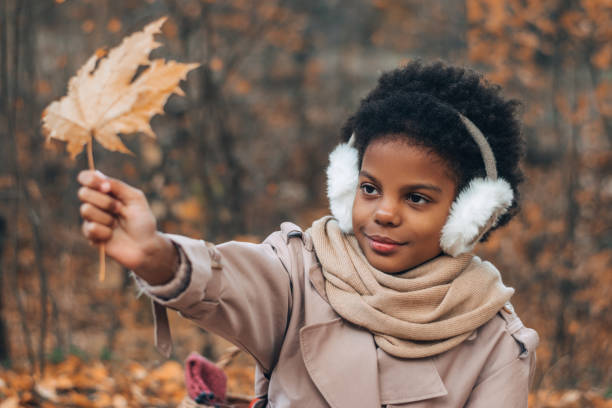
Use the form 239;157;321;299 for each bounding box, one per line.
360;183;378;195
407;193;428;204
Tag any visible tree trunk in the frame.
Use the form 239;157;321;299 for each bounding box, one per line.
0;216;9;365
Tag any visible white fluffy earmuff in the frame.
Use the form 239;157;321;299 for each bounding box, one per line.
326;134;359;233
325;114;514;256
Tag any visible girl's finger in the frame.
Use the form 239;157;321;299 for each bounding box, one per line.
78;170;144;206
78;187;123;214
80;203;115;227
82;221;113;242
78;170;112;193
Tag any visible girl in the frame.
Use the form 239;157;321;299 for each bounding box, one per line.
77;61;538;407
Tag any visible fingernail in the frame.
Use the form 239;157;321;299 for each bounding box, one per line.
101;181;111;192
95;170;107;179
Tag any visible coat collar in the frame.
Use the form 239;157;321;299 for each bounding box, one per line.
302;266;448;407
300;278;449;408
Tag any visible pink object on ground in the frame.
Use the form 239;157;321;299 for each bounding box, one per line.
184;352;228;404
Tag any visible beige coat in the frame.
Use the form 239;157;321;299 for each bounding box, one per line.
139;222;539;408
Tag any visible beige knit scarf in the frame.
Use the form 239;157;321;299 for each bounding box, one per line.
308;216;514;358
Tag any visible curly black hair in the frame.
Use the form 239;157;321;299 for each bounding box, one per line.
340;60;524;237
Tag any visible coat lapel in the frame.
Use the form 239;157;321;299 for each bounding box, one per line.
300;318;380;408
377;349;447;405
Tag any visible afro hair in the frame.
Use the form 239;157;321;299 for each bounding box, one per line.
340;60;525;238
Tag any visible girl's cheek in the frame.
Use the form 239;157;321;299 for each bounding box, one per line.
352;198;371;224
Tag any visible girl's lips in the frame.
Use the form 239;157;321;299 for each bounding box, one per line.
366;234;405;254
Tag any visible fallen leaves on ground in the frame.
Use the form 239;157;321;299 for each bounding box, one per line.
0;355;254;408
1;355;610;407
529;389;612;408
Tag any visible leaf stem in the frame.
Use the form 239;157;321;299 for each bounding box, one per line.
87;137;106;282
87;137;95;171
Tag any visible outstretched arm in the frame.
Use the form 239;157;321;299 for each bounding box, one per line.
77;170;292;370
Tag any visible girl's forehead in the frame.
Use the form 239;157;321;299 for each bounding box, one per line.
361;138;458;188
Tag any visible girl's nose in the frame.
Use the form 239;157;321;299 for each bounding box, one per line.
374;199;401;227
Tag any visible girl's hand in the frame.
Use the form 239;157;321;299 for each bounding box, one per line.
77;170;177;285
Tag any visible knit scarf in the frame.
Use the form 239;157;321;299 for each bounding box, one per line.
308;216;514;358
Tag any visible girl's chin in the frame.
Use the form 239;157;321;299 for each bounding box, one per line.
364;249;442;274
365;252;411;274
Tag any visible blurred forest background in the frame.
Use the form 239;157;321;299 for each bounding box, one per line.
0;0;611;406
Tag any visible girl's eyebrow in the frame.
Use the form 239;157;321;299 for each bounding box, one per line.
359;170;381;184
404;183;442;193
359;170;442;193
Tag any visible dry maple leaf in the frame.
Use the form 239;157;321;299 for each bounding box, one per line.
42;16;199;158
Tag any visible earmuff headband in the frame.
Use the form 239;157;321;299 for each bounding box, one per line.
458;114;497;180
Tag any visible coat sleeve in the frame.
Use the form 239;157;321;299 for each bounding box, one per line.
135;232;293;373
465;309;539;408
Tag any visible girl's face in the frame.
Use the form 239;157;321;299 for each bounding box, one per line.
352;137;457;273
